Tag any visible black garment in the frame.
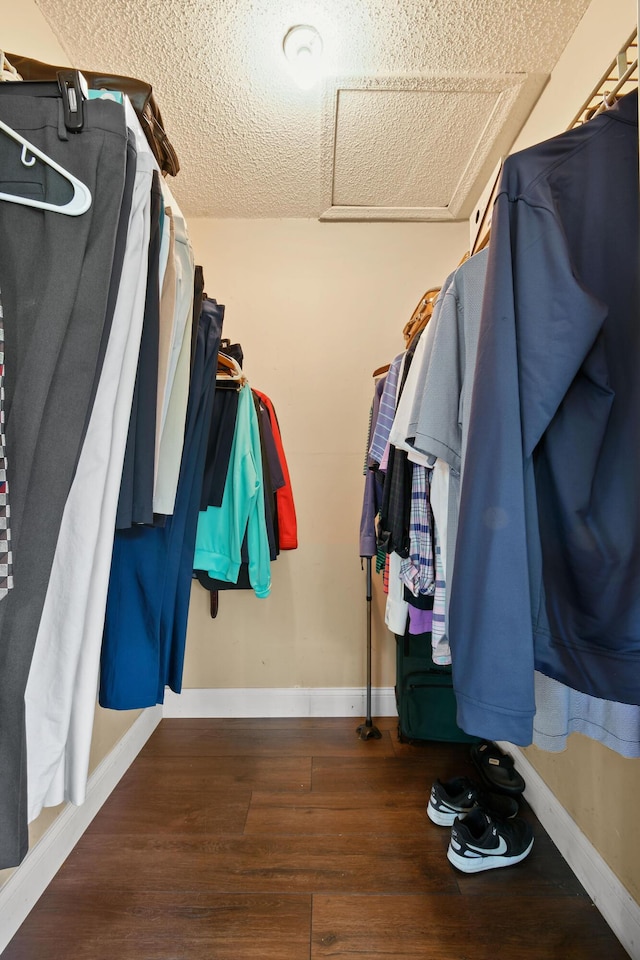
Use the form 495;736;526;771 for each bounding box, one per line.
258;396;286;555
378;334;422;558
190;265;205;372
200;385;240;509
116;170;161;528
254;391;284;562
258;397;285;495
199;341;248;510
405;588;434;610
195;566;252;593
379;447;412;558
222;341;244;367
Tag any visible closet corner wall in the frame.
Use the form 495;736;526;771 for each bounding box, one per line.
178;216;469;702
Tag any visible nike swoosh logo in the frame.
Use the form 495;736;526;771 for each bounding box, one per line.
465;836;508;856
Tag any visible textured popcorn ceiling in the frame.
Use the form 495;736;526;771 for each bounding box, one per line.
332;89;498;208
34;0;592;219
321;72;547;219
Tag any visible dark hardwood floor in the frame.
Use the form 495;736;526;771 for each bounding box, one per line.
3;718;630;959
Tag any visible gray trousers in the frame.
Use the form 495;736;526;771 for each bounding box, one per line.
0;94;128;867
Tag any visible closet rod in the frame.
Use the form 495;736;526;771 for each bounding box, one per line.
593;56;639;115
568;28;638;128
471;28;638;256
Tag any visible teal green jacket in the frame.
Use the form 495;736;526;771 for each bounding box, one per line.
194;383;271;598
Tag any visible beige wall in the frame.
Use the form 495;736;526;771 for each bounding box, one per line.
2;0;70;65
184;218;468;690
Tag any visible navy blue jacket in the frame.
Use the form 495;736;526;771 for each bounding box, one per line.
450;90;639;744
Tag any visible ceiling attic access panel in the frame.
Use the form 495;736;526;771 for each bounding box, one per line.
320;73;548;222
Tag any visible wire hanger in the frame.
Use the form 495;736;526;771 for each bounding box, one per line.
0;118;92;216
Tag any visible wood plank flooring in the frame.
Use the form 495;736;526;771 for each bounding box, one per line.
3;718;630;959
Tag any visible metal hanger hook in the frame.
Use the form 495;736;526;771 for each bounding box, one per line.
21;145;36;168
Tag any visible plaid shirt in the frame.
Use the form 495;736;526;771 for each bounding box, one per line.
400;464;435;598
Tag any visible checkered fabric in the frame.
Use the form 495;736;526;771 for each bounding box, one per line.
400;463;436;598
0;292;14;600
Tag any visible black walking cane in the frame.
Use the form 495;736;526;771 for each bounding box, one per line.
356;556;382;740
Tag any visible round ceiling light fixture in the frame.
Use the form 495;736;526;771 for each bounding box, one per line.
282;24;323;90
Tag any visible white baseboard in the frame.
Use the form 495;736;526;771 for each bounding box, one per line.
162;686;398;719
499;742;640;960
0;705;162;954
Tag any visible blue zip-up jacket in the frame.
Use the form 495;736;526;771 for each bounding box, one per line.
450;90;639;745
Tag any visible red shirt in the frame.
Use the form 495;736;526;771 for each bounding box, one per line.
253;390;298;550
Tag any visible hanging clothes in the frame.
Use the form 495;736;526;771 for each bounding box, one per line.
99;298;223;710
368;355;402;469
253;390;298;551
450;89;639;745
0;63;211;864
194;380;272;599
0;90;129;869
253;390;283;562
24;98;154;821
380;182;640;756
193;380;298;609
393;250;489;665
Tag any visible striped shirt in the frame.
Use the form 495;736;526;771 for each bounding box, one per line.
368;354;402;467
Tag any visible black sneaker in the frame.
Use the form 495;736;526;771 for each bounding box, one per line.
470;740;526;796
447;807;534;873
427;776;519;826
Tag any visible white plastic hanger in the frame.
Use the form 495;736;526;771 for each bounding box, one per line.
0;51;21;82
0;118;92;216
216;351;247;388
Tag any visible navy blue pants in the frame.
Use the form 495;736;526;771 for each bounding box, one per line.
100;298;223;708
